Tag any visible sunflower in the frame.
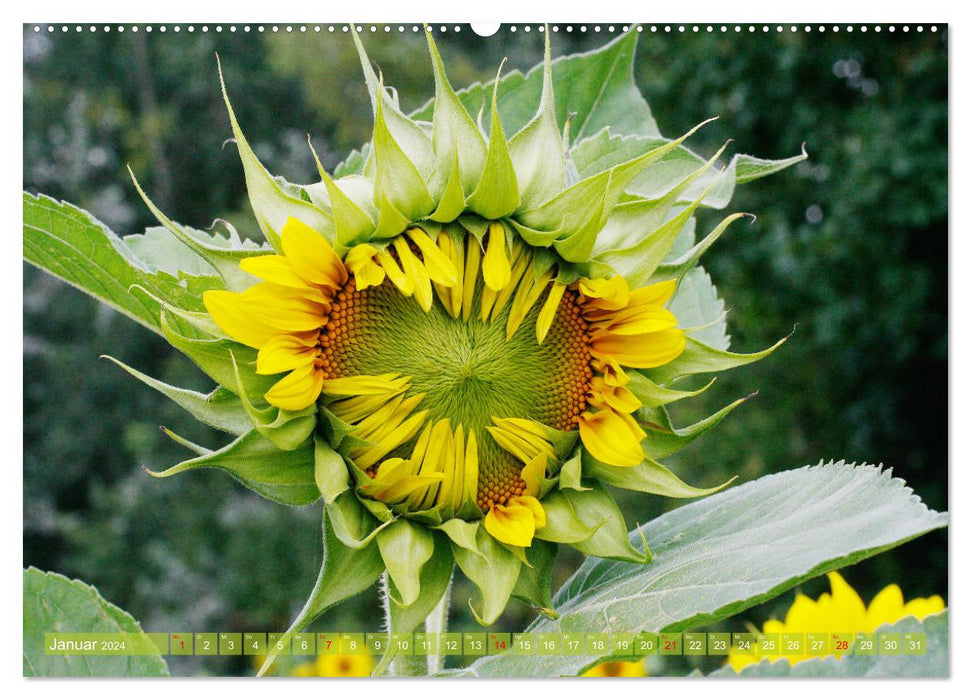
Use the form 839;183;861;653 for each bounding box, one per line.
118;27;801;667
727;571;945;671
203;212;685;547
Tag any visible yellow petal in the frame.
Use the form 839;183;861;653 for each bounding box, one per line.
578;276;629;310
203;289;285;349
321;373;409;396
592;305;678;336
520;453;547;497
345;244;386;290
901;596;946;621
264;362;324;411
256;333;319;375
376;249;415;296
484;500;538;547
536;282;566;344
589;377;642;414
393;237;433;311
461;237;481;321
513;495;546;529
236;283;329;332
280;216;347;288
630;278;677;307
482;222;511;291
239;254;310;288
463;430;479;508
592;328;686;369
578;410;645;467
407;227;459;287
866;584;905;630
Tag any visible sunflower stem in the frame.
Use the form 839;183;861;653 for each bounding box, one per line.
424;570;453;675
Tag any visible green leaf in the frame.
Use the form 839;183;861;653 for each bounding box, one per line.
23;568;168;677
710;612;948;677
147;430;318;506
451;527;521;626
457;461;947;677
669;266;729;351
23;192;221;337
128;169;267;291
258;507;384;677
411;29;659;144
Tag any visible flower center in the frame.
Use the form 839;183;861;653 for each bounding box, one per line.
318;255;592;510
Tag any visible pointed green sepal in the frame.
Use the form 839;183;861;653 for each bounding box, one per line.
229;352;316;450
351;30;438;187
466;63;520;220
557;483;650;564
451;527;521;626
557;445;589;492
428;149;468;222
387;534;454;634
308;141;376;249
101;355;252;435
625;371;717;409
314;434;350;505
584;454;736;498
652;213;753;283
127;167;265;291
327;490;392;549
434;519;486;559
146;430;318;506
377;519;436;607
426;30;487;196
160;308;273;397
520;119;717;263
535;490;603;544
258;506;384;677
511;538;558;617
589;141;729;259
595;182;716;287
639;396;753;460
644;332;792;385
217;56;333;251
508;29;565;210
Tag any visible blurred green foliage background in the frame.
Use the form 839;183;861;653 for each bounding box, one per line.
23;24;947;676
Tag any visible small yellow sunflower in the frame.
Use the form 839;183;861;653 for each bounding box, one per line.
582;660;647;677
728;571;945;671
